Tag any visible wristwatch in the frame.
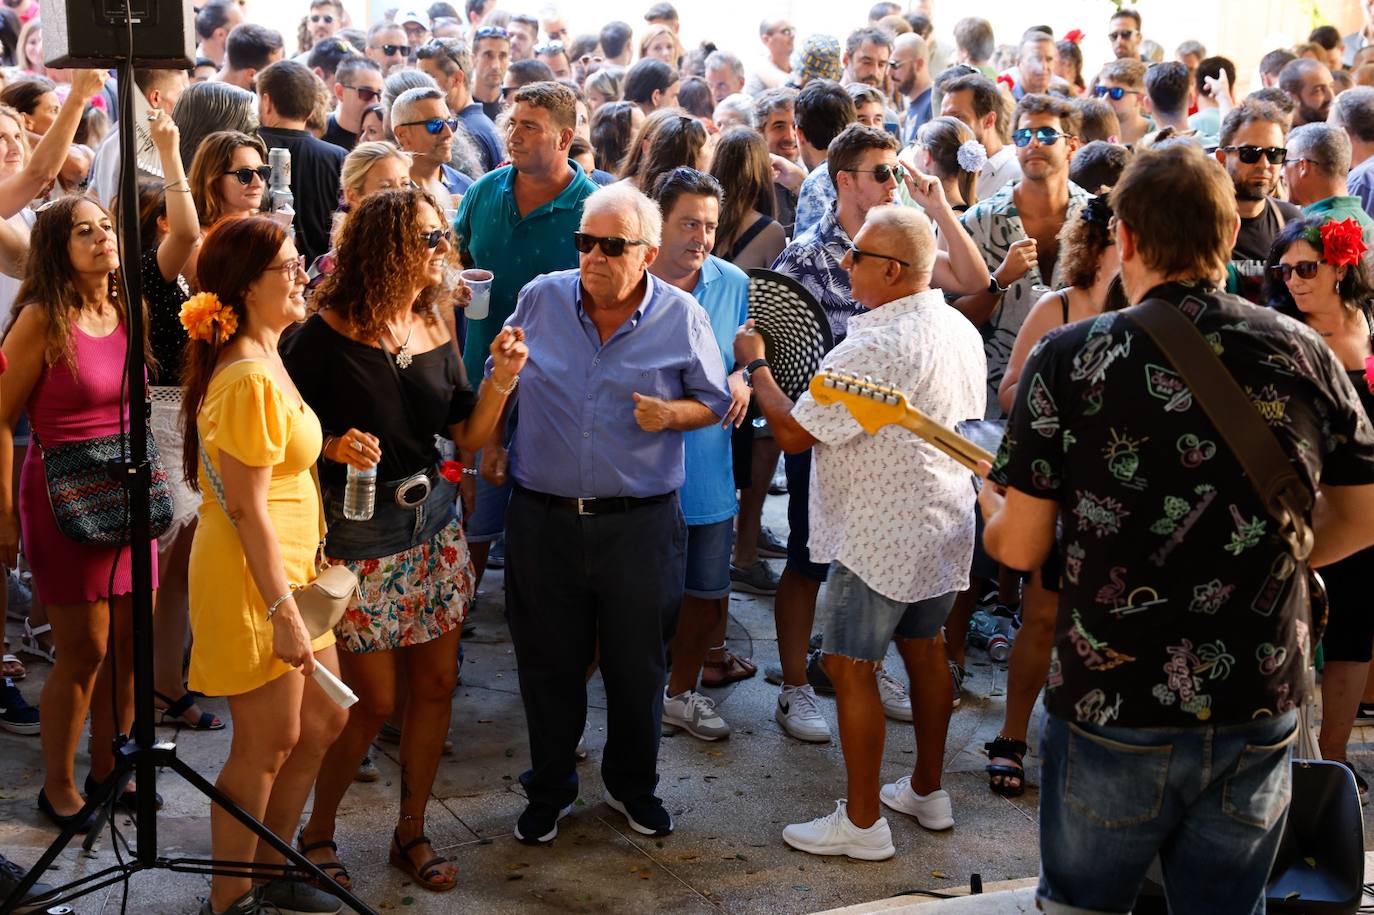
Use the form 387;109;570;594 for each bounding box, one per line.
988;274;1009;296
742;358;769;388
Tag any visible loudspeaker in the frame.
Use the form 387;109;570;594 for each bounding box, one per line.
39;0;194;69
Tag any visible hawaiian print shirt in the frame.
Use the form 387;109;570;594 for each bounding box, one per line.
959;179;1091;419
771;207;859;343
992;282;1374;728
793;162;837;241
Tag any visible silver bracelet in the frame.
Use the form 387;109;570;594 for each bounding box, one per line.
462;467;478;476
491;373;519;396
266;590;294;621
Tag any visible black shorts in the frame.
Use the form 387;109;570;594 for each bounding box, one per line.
1319;546;1374;663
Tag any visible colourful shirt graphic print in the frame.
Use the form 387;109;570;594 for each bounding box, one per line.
992;282;1374;728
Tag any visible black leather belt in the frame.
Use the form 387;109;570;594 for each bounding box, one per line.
516;485;673;515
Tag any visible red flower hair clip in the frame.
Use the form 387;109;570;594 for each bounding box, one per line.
1064;29;1085;44
1315;217;1367;268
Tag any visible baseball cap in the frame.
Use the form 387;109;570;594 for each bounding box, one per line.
396;8;431;28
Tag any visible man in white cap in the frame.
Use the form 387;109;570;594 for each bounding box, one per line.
397;8;432;57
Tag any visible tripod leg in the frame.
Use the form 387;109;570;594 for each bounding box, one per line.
168;757;379;915
81;766;134;853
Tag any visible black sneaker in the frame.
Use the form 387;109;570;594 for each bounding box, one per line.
0;853;55;914
197;890;261;915
0;677;38;735
257;877;343;913
604;792;673;837
514;800;573;845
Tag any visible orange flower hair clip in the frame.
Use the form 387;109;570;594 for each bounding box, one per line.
179;291;239;344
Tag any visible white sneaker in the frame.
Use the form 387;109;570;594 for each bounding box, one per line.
776;685;831;742
782;800;895;861
876;667;912;722
880;776;954;831
663;689;731;741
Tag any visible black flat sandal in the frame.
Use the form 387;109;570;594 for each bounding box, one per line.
985;735;1029;798
296;828;352;890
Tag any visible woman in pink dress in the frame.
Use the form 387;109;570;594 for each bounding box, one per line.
0;197;160;831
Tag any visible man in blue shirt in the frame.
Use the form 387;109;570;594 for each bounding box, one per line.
648;168;751;743
416;36;505;173
487;183;731;846
454;80;598;582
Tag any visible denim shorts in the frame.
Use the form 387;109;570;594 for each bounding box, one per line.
818;562;957;662
1037;709;1297;915
684;518;733;599
784;450;828;582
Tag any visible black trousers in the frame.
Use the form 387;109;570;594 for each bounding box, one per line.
505;486;687;808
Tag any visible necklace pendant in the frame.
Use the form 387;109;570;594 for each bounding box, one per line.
395;347;413;370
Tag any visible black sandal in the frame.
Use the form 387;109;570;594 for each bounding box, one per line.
389;828;457;893
985;735;1029;798
296;828;352;889
155;690;224;731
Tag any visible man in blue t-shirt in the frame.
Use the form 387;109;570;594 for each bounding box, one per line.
647;167;750;743
416;36;505;174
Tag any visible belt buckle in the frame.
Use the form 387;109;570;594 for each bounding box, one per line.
576;497;592;516
394;472;432;510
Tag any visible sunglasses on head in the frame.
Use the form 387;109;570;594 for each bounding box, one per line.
421;227;452;249
343;84;379;103
1012;126;1073;147
1268;260;1322;283
223;165;272;185
1093;85;1139;100
372;43;406;56
843;163;903;183
573;232;648;257
1221;144;1286;165
310;13;334;23
1107;29;1137;40
474;26;509;41
399;115;460;134
534;40;565;56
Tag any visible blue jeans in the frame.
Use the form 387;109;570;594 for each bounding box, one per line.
1038;709;1297;914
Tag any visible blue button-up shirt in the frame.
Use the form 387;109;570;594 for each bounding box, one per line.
491;269;732;498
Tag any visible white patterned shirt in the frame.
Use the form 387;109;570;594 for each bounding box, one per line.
791;289;987;602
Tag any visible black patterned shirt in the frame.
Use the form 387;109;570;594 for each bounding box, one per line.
992;282;1374;728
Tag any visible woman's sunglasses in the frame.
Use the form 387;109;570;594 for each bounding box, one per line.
1268;261;1322;283
223;165;272;185
421;227;453;249
572;232;647;257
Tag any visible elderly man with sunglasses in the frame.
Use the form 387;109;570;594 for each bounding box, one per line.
1215;100;1301;303
391;85;473;201
487;182;731;846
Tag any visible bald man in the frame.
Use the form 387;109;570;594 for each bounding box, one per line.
737;205;986;859
891;33;933;146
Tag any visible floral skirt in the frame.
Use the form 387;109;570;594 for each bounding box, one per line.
329;516;474;653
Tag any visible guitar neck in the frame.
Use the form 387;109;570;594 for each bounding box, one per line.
893;407;993;472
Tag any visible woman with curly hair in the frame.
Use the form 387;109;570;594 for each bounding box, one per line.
306;140;413;291
285;187;526;894
182;215;348;915
1265;215;1374;801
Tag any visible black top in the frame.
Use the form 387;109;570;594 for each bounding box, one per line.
257;126;347;266
321;114;358;152
1230;197;1302;304
773;182;798;238
281;313;477;486
143;243;191;384
992;281;1374;728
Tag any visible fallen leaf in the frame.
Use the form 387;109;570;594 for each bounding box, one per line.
931;870;946;879
507;863;529;871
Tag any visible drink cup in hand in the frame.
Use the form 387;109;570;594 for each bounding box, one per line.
460;269;493;320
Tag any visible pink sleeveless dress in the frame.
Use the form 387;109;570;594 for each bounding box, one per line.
19;322;159;603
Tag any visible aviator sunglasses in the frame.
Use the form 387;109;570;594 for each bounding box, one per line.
1012;126;1073;147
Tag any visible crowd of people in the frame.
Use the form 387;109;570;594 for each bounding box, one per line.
2;0;1374;912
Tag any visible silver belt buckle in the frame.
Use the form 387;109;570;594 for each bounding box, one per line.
394;472;432;509
576;497;591;516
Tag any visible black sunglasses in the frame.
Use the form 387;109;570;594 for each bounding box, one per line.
371;43;406;56
848;243;910;267
223;165;272;185
1107;29;1137;40
1221;144;1286;165
843;163;903;184
342;84;379;103
1093;85;1140;100
399;115;460;134
1012;126;1073;147
1268;261;1321;283
421;227;453;248
310;13;334;23
474;26;509;41
573;232;647;257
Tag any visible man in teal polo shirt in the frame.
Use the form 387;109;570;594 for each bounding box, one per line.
455;79;599;576
648;167;752;742
1285;122;1374;246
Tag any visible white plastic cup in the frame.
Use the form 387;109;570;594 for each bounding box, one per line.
461;268;493;320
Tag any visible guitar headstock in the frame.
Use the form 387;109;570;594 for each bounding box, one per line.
808;371;910;435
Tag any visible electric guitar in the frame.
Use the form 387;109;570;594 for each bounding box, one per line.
807;371;995;472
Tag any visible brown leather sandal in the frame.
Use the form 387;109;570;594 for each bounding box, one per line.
389;828;458;893
701;648;757;687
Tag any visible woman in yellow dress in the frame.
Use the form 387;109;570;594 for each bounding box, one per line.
181;215;366;915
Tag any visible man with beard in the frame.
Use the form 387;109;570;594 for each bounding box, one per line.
955;93;1088;417
842;27;893;89
892;34;933;146
1215;100;1300;303
1280;58;1335;127
472;25;512;120
755;88;805;235
940;72;1021;197
1107;8;1144;60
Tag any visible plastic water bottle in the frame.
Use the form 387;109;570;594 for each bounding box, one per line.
343;464;376;521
